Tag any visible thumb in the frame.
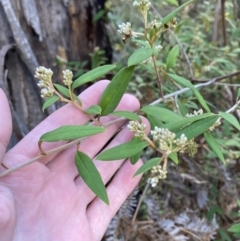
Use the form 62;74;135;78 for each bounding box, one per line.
0;89;12;161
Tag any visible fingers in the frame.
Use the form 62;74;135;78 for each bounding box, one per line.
87;160;143;241
0;89;12;163
5;80;110;166
47;93;140;179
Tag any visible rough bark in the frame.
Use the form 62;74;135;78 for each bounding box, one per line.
0;0;111;148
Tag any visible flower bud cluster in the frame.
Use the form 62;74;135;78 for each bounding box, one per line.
174;134;188;148
35;66;53;83
40;87;55;98
63;69;73;86
155;45;163;52
148;165;167;187
151;127;175;155
151;127;188;155
164;18;177;29
118;22;132;36
35;66;55;99
133;0;151;12
186;109;203;117
142;57;152;64
209;118;221;131
179;139;198;157
128;121;146;139
148;19;162;29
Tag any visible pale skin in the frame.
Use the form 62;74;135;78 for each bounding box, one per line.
0;80;148;241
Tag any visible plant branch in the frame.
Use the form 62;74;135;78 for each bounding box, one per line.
151;70;240;105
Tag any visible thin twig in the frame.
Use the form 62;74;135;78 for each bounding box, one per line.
151;70;240;105
131;183;149;224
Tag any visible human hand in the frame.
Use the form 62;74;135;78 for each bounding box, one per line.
0;80;146;241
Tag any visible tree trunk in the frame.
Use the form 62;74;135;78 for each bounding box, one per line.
0;0;111;148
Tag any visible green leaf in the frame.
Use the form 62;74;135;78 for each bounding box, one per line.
42;96;59;112
161;0;193;26
166;0;179;6
84;105;102;115
99;66;134;116
177;100;188;116
218;230;232;241
110;111;141;121
169;152;178;164
141;105;183;123
219;112;240;130
54;84;82;105
162;113;214;132
166;45;179;69
228;223;240;233
75;151;109;204
128;48;154;66
176;115;219;140
133;158;161;177
72;64;116;89
147;115;163;129
130;151;142;165
40;125;105;142
168;74;210;112
97;140;148;161
204;131;225;163
237;88;240;97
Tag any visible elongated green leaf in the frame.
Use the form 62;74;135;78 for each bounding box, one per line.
75;151;109;204
162;113;213;132
228;223;240;233
218;230;232;241
54;84;82;105
161;0;193;25
169;152;178;164
204;131;225;163
147;115;163;129
130;151;142;165
219;112;240;130
110;111;141;121
99;66;134;116
54;84;71;98
128;48;154;66
176;116;219;140
166;45;179;69
133;158;161;177
97;140;148;161
40;125;105;142
166;0;179;6
84;105;102;115
72;64;116;89
42;96;59;112
141;105;183;123
168;74;210;112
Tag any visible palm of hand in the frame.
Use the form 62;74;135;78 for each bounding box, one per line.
0;81;144;241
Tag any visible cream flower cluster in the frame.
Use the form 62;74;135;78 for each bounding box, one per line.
118;22;132;36
63;69;73;86
35;66;55;98
148;19;162;29
133;0;151;12
151;127;187;155
128;121;146;139
148;165;167;187
186;109;203;117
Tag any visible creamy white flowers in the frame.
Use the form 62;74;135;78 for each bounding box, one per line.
35;66;54;98
128;121;146;139
62;69;73;86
